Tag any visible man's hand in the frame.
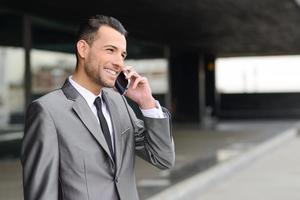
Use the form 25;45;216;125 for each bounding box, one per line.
124;67;156;109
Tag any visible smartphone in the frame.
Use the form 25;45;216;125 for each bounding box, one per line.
115;71;130;95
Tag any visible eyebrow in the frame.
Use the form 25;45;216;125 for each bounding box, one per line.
104;45;127;57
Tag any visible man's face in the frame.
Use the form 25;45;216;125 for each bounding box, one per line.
84;26;127;88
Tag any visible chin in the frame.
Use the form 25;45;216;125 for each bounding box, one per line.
103;82;115;88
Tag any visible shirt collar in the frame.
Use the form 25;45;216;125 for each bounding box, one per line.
68;76;101;108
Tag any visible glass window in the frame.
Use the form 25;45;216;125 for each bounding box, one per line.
31;49;75;98
125;58;168;94
0;46;24;127
216;55;300;93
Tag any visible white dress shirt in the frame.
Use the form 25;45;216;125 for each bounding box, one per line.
69;76;165;150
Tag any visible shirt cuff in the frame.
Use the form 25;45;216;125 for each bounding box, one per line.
140;100;165;118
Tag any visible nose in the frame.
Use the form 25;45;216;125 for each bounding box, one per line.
112;54;124;70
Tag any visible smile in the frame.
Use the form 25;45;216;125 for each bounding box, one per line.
104;68;118;76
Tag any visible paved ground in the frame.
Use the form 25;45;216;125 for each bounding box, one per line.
196;136;300;200
0;120;298;200
0;160;23;200
136;120;298;199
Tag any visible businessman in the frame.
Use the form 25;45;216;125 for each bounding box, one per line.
21;15;175;200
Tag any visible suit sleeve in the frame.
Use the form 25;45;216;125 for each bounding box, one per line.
124;98;175;169
21;101;59;200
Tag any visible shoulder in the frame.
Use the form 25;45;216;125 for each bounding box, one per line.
35;89;64;104
28;89;67;113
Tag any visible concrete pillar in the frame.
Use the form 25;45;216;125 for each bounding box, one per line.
23;14;32;107
204;54;218;117
168;48;206;124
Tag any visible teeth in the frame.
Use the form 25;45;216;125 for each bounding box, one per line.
105;68;117;75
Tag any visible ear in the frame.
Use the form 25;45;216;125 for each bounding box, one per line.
77;40;89;59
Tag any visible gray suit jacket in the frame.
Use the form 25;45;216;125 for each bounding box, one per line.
21;79;175;200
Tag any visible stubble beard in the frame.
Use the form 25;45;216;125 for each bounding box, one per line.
84;63;114;88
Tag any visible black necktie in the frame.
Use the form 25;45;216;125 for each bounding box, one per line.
94;97;114;157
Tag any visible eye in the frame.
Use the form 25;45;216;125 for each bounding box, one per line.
122;53;127;60
106;48;114;53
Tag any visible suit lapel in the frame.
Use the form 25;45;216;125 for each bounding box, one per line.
62;79;114;161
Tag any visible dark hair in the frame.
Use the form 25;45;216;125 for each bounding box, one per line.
75;15;127;65
76;14;127;45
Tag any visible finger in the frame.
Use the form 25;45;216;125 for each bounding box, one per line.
124;66;133;71
126;70;139;80
123;66;134;75
132;76;146;89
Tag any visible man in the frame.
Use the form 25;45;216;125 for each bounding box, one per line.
21;15;175;200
